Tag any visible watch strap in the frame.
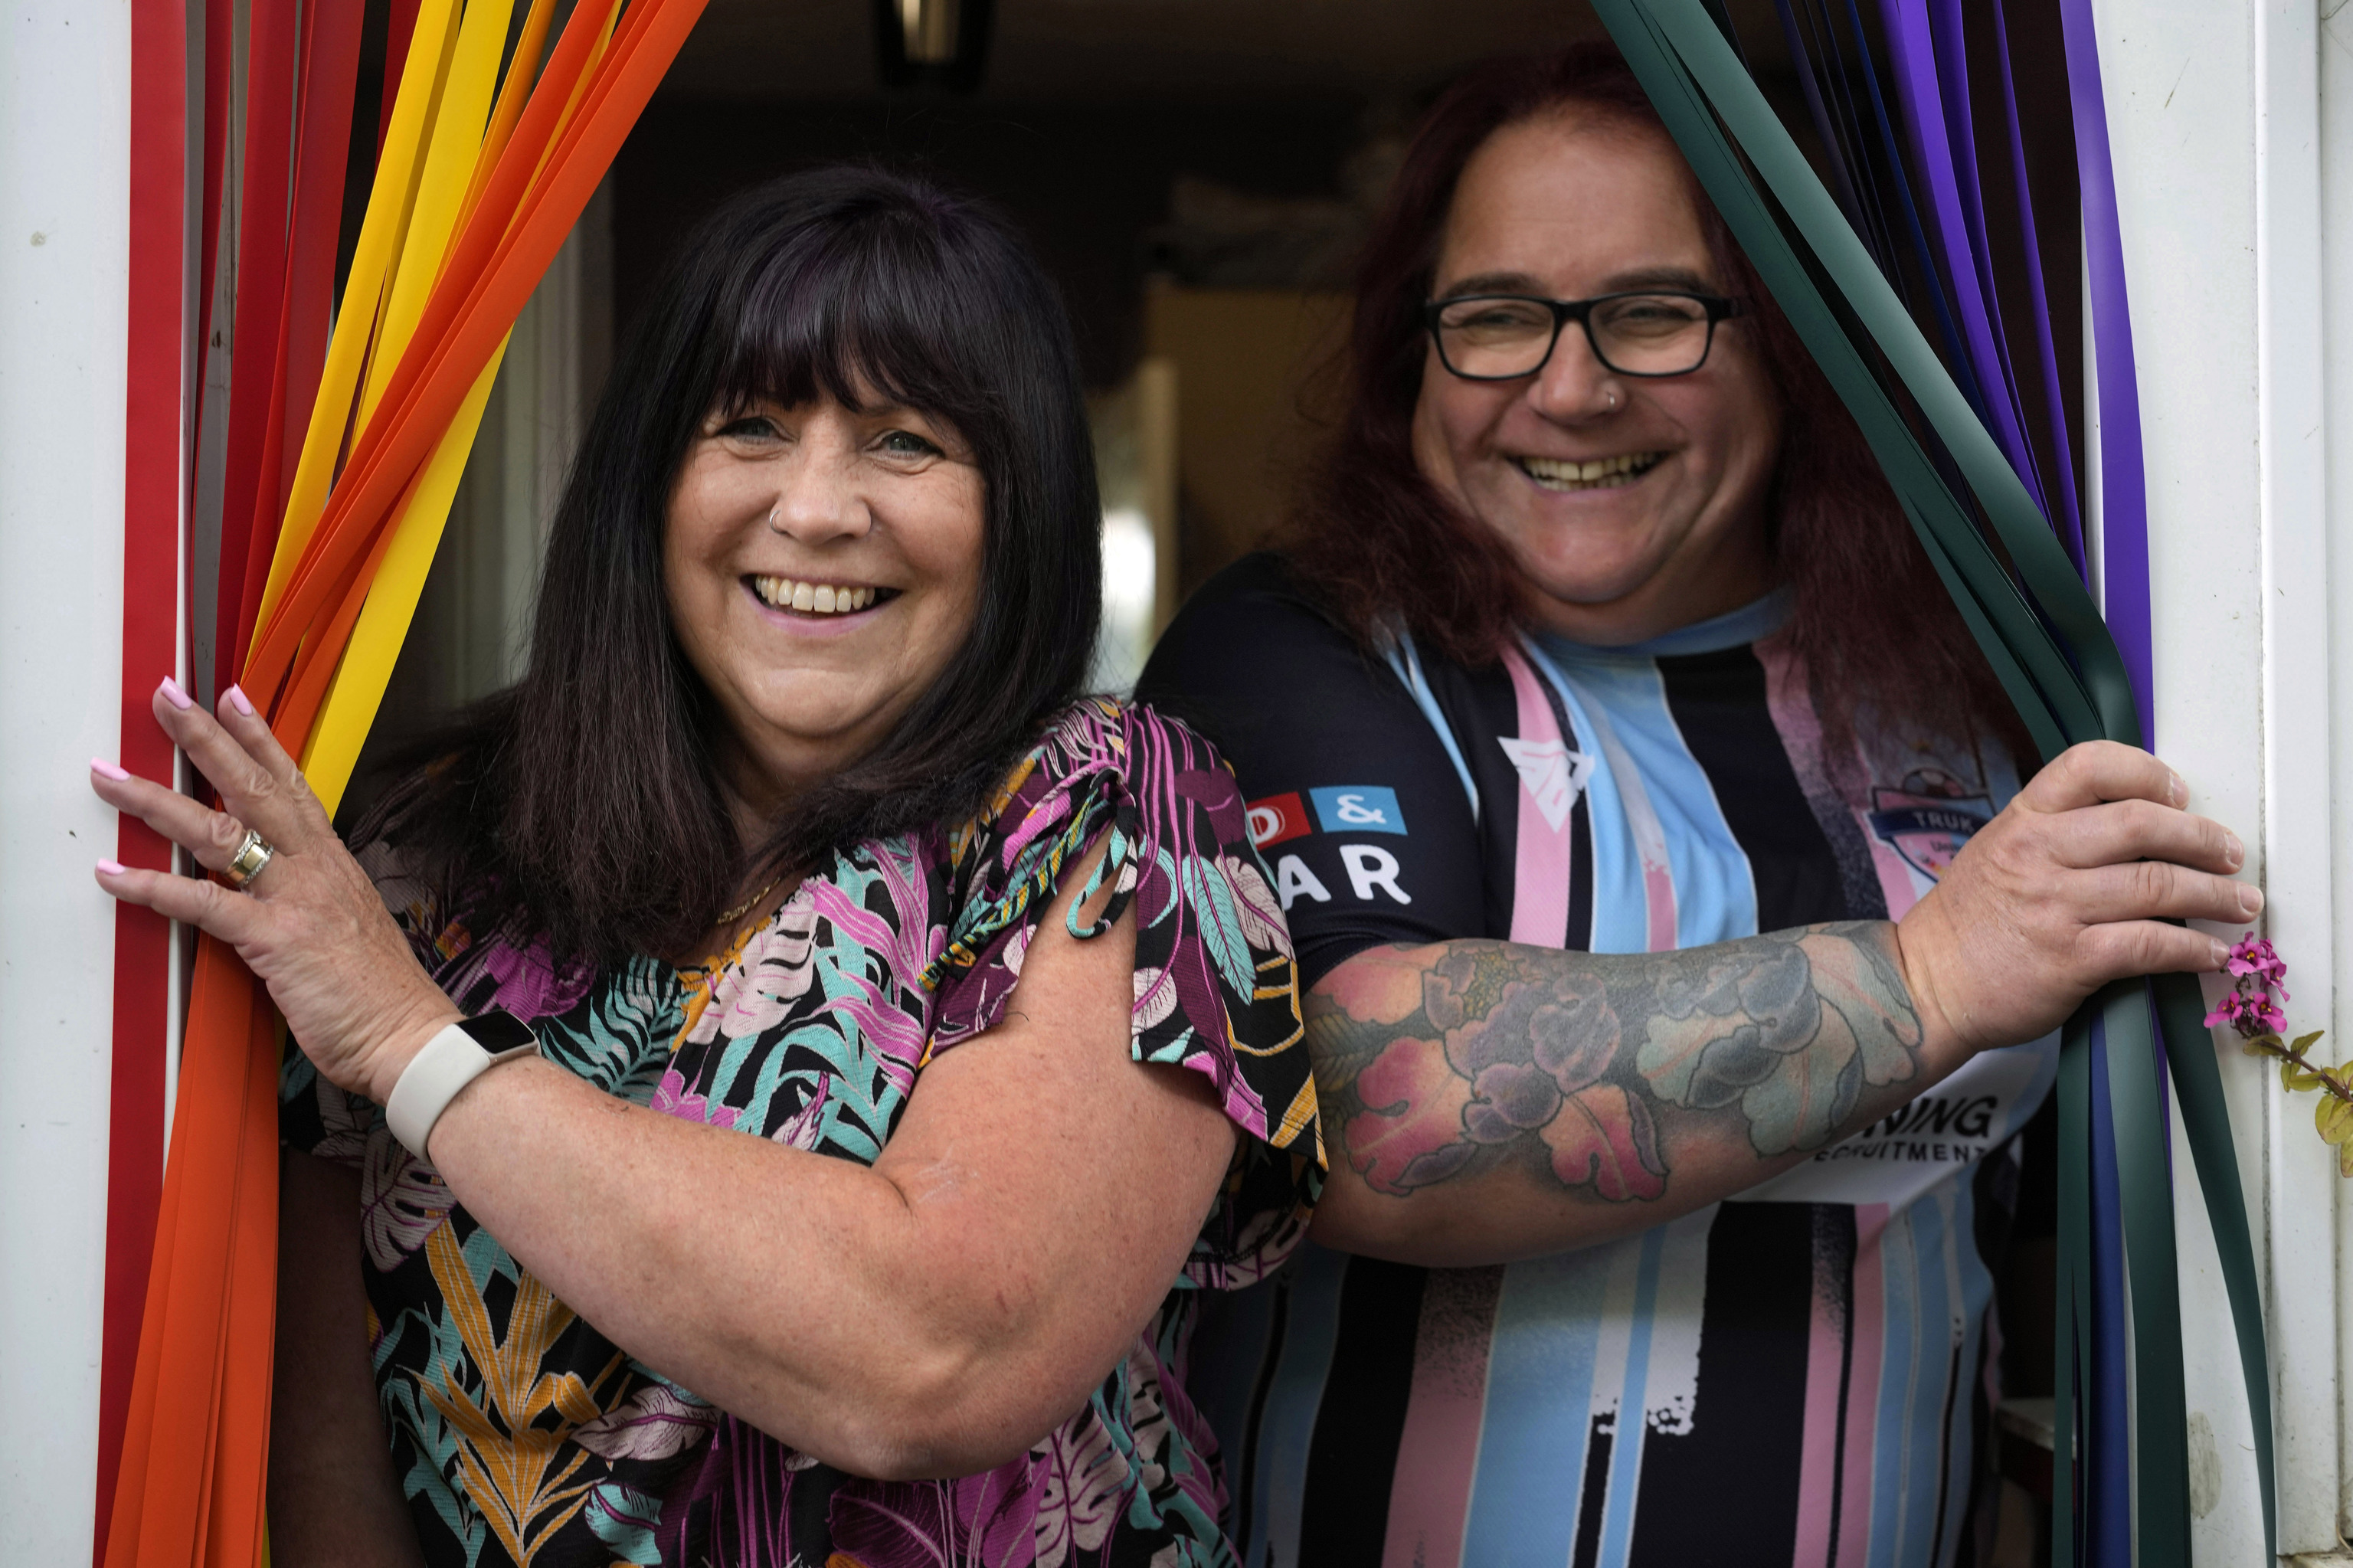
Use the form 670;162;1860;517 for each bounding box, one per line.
385;1016;538;1160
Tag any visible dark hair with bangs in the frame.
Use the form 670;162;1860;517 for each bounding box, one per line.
367;165;1101;962
1288;43;2027;763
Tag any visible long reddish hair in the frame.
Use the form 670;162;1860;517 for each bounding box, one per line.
1285;43;2027;761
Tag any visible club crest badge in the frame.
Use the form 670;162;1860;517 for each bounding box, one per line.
1865;768;1993;881
1497;737;1595;832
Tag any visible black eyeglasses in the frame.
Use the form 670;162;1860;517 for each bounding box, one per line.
1424;290;1743;381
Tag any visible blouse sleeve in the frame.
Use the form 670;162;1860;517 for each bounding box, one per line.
926;699;1325;1289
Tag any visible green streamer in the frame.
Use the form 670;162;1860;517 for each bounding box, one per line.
1589;0;2277;1560
2054;1013;2091;1559
2103;980;2194;1560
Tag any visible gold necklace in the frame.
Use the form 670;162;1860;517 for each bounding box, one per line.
718;872;784;926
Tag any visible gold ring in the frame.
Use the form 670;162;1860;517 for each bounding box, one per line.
223;828;276;891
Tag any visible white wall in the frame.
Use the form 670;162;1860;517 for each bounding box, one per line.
2325;0;2353;1547
0;0;132;1557
2103;0;2348;1557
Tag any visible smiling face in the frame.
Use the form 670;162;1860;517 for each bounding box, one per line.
1412;110;1783;644
663;392;986;827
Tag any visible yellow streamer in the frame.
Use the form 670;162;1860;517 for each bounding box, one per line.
356;0;517;434
254;0;466;643
302;341;509;814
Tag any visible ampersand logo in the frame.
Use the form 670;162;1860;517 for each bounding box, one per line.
1310;785;1407;836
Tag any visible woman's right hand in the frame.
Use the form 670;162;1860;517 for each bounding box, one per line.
1895;740;2258;1061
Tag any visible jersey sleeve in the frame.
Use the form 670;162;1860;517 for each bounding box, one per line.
1135;554;1487;987
925;699;1324;1290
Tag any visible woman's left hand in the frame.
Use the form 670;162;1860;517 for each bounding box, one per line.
90;679;460;1105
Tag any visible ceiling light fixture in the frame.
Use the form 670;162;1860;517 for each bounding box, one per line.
874;0;993;91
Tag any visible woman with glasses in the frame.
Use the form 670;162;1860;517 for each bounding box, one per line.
1137;44;2250;1568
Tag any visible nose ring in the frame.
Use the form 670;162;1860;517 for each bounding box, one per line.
767;502;781;525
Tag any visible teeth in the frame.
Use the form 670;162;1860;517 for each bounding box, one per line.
1519;452;1664;489
752;576;877;615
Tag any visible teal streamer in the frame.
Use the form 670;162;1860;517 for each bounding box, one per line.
2152;966;2278;1554
2102;980;2191;1562
2054;1014;2091;1559
1589;1;2277;1560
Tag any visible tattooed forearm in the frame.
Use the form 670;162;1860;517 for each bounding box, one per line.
1307;923;1923;1203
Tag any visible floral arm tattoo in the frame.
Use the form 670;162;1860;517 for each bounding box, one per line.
1306;923;1923;1203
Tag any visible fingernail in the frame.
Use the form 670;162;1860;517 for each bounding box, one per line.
90;757;130;781
2169;771;2188;807
2240;885;2266;916
2211;939;2231;968
223;684;254;718
158;676;194;710
97;859;126;876
2224;831;2244;869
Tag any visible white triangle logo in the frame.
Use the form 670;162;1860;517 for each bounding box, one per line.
1497;737;1594;832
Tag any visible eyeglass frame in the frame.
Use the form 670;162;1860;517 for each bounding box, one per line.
1421;290;1744;382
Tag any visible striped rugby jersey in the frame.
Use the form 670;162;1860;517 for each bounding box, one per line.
1137;554;2057;1568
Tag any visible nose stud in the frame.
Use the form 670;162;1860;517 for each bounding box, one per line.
1604;388;1620;411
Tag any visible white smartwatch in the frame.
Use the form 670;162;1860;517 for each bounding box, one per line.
385;1009;539;1161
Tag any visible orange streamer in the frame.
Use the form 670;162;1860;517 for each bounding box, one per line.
105;4;708;1563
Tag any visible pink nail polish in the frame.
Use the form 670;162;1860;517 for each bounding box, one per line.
223;683;255;717
97;859;126;876
159;676;194;710
90;757;131;781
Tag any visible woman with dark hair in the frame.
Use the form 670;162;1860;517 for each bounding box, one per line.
90;166;1320;1568
1137;44;2250;1567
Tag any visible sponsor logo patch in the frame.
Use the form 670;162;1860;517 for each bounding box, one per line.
1309;785;1406;836
1865;768;1992;881
1246;792;1312;849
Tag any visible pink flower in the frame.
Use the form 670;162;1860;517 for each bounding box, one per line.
2205;989;2286;1038
2226;934;2289;996
2207;934;2292;1038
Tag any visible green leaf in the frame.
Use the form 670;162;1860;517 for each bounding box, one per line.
2291;1031;2328;1056
2316;1095;2353;1144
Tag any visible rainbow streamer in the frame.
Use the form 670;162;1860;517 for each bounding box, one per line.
100;3;709;1562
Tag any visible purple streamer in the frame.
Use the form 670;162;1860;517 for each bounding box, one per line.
1988;0;2088;574
1838;0;1988;414
1877;0;2049;519
1925;0;2053;517
1771;0;1877;246
2057;0;2155;745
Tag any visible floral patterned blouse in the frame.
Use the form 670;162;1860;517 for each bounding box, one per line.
280;699;1324;1568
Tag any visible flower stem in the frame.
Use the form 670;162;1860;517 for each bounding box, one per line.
2258;1033;2353;1103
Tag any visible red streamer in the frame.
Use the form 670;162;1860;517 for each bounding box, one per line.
99;3;187;1557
